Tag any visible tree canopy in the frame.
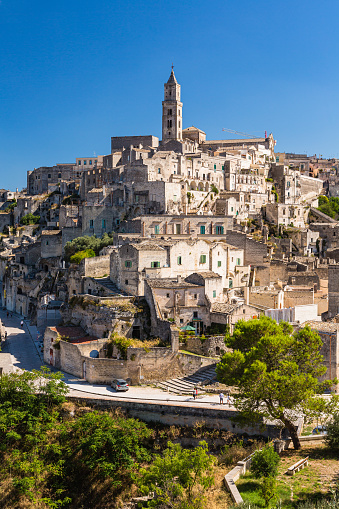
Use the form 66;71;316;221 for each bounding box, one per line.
318;196;339;219
20;213;40;225
216;316;333;449
137;440;216;508
64;233;114;261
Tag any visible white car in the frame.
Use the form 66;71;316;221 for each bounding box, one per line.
111;379;129;391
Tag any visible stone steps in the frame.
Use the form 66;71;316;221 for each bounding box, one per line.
93;277;129;296
157;364;217;394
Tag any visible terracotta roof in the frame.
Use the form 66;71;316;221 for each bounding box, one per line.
50;326;98;343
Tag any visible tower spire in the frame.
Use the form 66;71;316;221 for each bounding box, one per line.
162;68;182;142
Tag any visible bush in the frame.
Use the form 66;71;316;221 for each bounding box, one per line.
64;233;114;260
20;213;40;225
251;445;280;479
325;413;339;450
70;248;96;264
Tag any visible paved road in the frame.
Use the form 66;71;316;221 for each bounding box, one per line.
0;309;44;372
0;309;234;407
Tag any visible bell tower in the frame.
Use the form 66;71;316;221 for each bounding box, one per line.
162;66;183;142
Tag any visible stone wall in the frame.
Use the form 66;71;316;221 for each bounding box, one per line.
67;395;286;438
185;335;228;357
44;325;212;384
225;230;268;265
81;255;110;278
328;265;339;317
0;212;12;232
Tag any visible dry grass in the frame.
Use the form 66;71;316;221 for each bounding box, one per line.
204;464;232;509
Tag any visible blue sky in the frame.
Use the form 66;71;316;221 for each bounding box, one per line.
1;0;339;190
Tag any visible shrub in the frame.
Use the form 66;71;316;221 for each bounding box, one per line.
70;248;96;264
64;233;114;260
325;413;339;450
20;213;40;225
251;445;280;479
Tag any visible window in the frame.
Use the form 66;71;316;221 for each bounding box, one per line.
84;160;87;165
180;319;183;324
78;161;81;165
213;290;216;298
125;279;128;285
89;160;92;165
229;278;233;289
173;195;177;201
58;173;61;178
215;226;224;234
231;207;233;212
177;256;182;265
176;224;181;234
125;260;132;268
217;260;221;267
89;219;94;229
46;241;49;246
168;109;172;115
236;258;241;265
243;309;246;314
214;164;216;169
158;168;161;174
154;225;160;234
102;219;106;229
164;312;168;319
167;119;172;128
200;225;205;234
151;261;160;268
193;311;198;318
200;254;207;264
194;294;197;299
48;174;51;179
179;121;181;128
166;293;170;298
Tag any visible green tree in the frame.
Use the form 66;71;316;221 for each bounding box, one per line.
20;213;40;225
70;248;96;264
216;316;333;449
138;441;216;508
64;233;114;261
69;411;151;485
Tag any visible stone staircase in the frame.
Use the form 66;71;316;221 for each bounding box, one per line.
92;277;129;296
157;364;217;394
